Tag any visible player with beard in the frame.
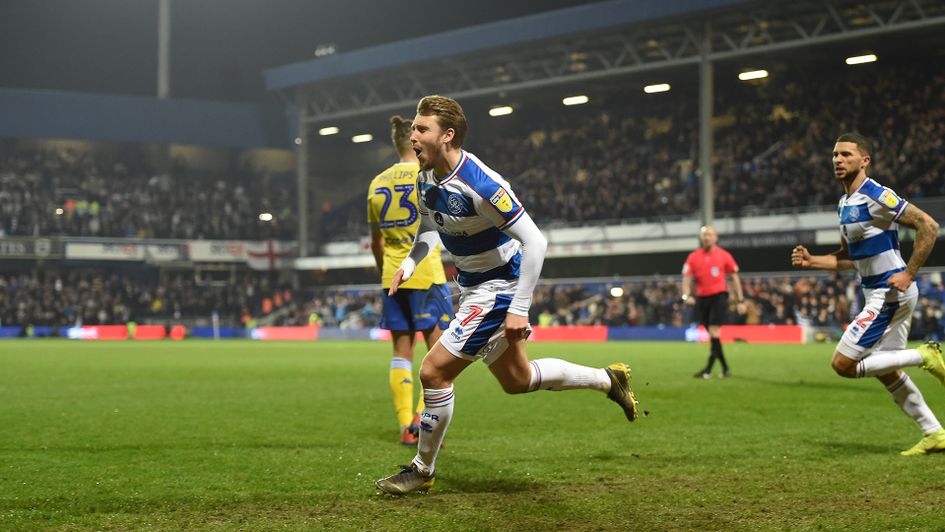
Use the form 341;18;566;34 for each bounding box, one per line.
791;132;945;456
375;95;641;494
368;115;455;446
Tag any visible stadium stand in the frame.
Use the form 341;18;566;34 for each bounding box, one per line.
4;55;945;336
320;57;945;241
0;268;292;329
5;264;941;339
3;58;941;246
0;147;296;240
298;273;945;338
1;8;944;344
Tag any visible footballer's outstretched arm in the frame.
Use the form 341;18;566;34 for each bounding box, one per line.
791;235;854;271
389;214;441;295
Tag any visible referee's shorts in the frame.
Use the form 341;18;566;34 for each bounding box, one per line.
695;292;728;327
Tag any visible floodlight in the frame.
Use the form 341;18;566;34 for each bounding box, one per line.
563;95;590;106
644;83;671;93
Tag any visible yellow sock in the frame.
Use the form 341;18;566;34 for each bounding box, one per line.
390;357;414;428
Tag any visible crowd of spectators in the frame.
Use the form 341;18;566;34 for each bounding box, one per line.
1;59;941;245
3;267;943;340
0;148;296;240
529;273;944;341
712;61;945;215
0;268;289;328
276;289;386;330
526;275;850;328
273;272;945;341
322;57;945;241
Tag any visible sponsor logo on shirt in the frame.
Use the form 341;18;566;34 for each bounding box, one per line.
879;189;901;209
490;188;514;213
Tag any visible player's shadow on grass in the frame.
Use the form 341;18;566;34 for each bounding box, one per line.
369;430;422;447
816;440;894;455
444;476;537;494
444;457;540;494
735;375;875;394
586;450;632;462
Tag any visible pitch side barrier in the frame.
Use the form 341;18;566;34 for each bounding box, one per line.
1;324;804;343
0;325;186;340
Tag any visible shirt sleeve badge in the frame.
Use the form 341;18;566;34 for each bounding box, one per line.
879;189;901;209
490;188;514;213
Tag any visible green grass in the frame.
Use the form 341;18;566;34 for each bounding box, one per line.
2;340;945;531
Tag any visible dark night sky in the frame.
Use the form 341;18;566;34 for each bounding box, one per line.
0;0;604;102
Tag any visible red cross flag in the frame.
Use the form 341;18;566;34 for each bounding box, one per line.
245;240;295;270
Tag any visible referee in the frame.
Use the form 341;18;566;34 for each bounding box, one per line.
682;225;744;378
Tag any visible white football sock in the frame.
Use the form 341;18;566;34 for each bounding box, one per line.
527;358;610;392
412;386;453;475
856;349;923;377
887;373;942;435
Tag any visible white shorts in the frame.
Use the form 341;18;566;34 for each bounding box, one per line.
439;278;523;366
837;286;917;360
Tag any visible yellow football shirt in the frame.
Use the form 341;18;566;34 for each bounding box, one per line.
367;162;447;290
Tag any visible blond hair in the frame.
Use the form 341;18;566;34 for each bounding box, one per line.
416;95;467;148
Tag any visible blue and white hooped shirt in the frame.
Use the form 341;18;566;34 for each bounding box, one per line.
838;177;914;294
417;151;526;288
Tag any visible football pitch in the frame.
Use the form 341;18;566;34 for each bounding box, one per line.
2;340;945;531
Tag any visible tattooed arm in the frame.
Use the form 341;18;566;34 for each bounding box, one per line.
888;203;940;291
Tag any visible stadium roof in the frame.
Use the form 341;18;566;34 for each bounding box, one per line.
263;0;749;90
265;0;945;124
